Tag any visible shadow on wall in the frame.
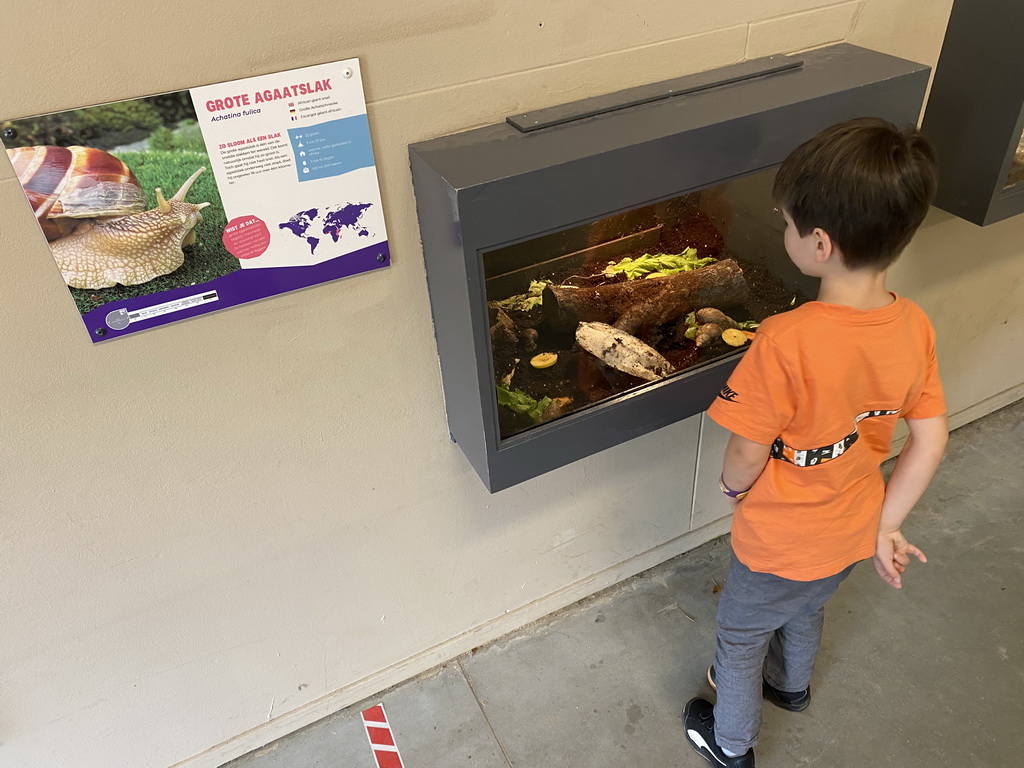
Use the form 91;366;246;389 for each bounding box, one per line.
891;207;1024;293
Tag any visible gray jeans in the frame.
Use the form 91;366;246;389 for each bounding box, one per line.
712;551;856;753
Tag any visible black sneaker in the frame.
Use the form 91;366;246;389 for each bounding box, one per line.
682;697;755;767
708;665;811;712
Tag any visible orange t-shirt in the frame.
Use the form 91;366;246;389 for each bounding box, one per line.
707;295;946;581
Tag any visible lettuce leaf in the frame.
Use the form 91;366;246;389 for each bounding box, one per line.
492;280;551;312
496;385;551;422
603;249;717;280
683;311;699;340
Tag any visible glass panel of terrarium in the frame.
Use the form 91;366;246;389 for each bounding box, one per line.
483;167;815;440
1004;122;1024;189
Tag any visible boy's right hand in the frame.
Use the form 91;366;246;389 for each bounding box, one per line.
873;529;927;589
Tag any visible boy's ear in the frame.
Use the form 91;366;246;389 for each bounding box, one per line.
812;228;835;264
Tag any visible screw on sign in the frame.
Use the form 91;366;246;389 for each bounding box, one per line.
361;704;405;768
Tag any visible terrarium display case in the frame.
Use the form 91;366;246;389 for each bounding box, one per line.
920;0;1024;226
410;44;929;492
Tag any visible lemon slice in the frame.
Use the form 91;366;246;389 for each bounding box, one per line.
530;353;558;368
721;328;748;347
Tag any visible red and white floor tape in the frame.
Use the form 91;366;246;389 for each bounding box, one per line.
361;704;405;768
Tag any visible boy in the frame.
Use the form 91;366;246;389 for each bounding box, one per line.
683;117;949;768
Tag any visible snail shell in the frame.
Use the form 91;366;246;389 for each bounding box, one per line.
7;145;147;241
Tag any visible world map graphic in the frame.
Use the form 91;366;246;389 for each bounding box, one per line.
278;203;374;255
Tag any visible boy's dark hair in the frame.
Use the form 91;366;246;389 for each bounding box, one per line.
772;117;938;271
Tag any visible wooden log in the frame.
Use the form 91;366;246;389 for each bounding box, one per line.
543;259;750;334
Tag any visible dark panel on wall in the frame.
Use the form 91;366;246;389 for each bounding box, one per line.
920;0;1024;226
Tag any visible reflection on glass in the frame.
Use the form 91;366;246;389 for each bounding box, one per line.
484;168;817;440
1005;127;1024;189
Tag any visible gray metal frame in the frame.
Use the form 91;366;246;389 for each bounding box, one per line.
409;43;929;493
920;0;1024;226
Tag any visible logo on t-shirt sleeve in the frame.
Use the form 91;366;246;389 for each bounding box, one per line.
717;385;740;403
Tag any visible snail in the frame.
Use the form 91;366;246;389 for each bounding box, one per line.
6;145;210;289
51;166;210;290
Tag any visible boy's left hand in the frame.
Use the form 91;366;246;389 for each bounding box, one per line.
873;529;927;589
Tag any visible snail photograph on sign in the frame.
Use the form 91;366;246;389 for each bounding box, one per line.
1;58;391;343
2;92;235;318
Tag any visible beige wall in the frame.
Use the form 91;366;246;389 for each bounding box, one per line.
4;2;1019;767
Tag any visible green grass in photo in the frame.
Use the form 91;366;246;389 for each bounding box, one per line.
149;121;207;154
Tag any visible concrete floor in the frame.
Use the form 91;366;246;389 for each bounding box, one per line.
224;400;1023;768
